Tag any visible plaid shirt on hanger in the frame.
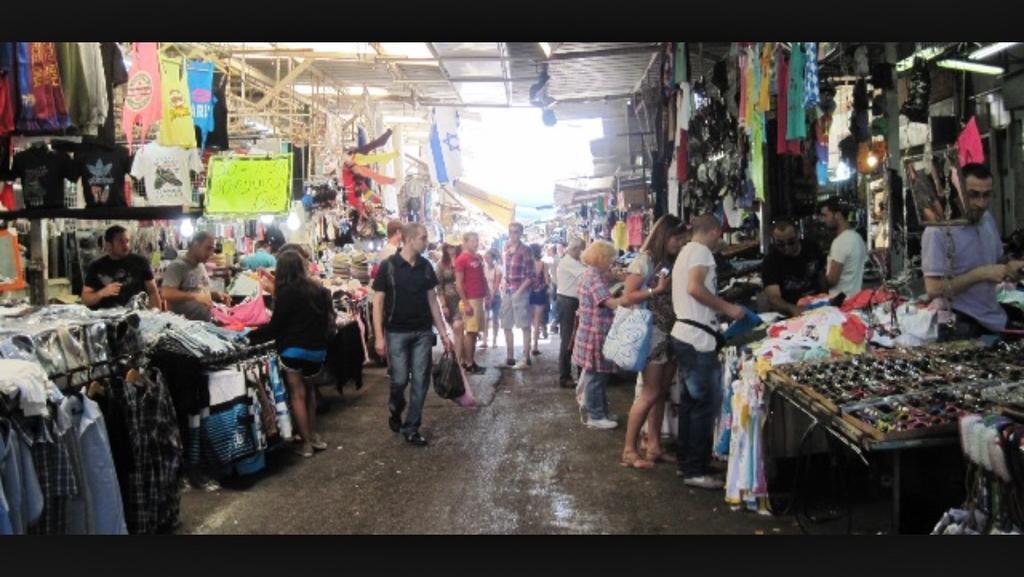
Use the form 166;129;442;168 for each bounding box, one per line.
572;267;616;373
18;414;79;535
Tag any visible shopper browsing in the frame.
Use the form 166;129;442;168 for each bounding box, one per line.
82;225;162;310
160;231;230;322
240;240;277;271
501;222;535;369
248;251;334;458
376;219;404;265
482;249;503;350
619;215;688;469
922;163;1024;339
757;220;827;317
436;242;465;362
454;232;489;374
573;240;625;430
555;238;586;388
820;198;868;301
372;223;454;447
529;243;552;355
670;215;745;489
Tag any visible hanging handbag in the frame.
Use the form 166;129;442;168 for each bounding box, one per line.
603;306;653;372
199;397;257;467
432;351;466;400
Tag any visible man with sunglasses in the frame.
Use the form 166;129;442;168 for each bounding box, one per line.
758;221;826;317
922;163;1024;340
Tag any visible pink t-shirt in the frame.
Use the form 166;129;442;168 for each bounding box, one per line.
454;252;488;299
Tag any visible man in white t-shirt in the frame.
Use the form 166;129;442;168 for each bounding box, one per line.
820;198;868;300
555;239;587;388
669;215;745;490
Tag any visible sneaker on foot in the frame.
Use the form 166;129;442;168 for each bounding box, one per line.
585;418;618;430
682;475;724;490
606;412;620;422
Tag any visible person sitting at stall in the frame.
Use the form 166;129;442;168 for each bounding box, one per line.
248;250;334;458
819;198;868;302
240;240;277;271
756;220;826;317
82;225;162;310
922;163;1024;340
160;231;230;322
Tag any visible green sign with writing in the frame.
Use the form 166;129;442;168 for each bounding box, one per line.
205;154;292;215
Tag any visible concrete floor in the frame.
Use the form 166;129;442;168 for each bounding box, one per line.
177;333;801;534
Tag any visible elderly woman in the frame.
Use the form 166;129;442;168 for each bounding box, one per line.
572;240;624;430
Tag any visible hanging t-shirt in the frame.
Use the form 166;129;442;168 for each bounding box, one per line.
158;54;197;149
12;145;74;209
72;143;132;207
957;116;985;167
187;60;215;150
757;43;773;113
199;71;229;150
77;42;109;137
56;42;90;131
96;42;128;147
122;42;162;149
130;141;202;206
627;213;644;247
786;43;807;141
611;220;628;252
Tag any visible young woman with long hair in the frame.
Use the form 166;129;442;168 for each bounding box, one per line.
528;243;552;355
248;250;335;457
618;214;689;468
436;242;465;362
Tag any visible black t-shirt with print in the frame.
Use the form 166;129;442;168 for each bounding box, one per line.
84;254;154;309
12;145;74;209
761;240;827;305
72;143;131;207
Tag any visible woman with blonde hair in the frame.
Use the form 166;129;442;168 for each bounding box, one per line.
572;240;625;430
618;214;689;468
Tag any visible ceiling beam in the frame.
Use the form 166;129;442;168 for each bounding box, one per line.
427;42;463;106
254;58;314;110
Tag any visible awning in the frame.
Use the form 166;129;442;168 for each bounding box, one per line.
452;180;516;228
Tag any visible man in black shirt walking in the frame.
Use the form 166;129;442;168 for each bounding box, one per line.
82;225;162;310
372;222;454;446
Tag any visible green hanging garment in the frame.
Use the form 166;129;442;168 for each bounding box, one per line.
786;43;807;140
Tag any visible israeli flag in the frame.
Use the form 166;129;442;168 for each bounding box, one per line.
427;107;463;184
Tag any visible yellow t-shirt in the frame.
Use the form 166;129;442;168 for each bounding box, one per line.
158;55;197;149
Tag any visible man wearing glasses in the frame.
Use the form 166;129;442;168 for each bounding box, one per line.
922;163;1024;340
758;220;826;317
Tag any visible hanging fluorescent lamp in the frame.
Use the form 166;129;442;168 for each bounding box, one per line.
180;219;195;238
969;42;1019;60
937;59;1004;75
896;45;948;72
539;42;552;58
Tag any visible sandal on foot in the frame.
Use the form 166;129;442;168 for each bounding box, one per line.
646;449;677;464
620;451;655;469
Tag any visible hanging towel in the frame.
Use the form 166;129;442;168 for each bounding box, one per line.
786;43;807;140
187;60;216;150
957;116;985;167
122;43;162;148
158;53;196;148
15;43;71;133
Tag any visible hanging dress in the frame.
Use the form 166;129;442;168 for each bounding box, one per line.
157;53;196;149
186;60;215;150
122;42;162;149
786;43;807;141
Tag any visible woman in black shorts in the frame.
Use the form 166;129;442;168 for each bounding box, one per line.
248;250;334;457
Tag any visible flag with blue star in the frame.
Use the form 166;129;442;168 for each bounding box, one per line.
427;107;463;184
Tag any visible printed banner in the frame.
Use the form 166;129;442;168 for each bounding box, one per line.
205;154;292;215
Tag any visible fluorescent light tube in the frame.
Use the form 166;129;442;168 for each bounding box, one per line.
937;59;1004;75
968;42;1019;60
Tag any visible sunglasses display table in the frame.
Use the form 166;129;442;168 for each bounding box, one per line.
761;339;1024;533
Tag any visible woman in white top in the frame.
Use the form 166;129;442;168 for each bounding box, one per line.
617;214;689;469
482;249;503;349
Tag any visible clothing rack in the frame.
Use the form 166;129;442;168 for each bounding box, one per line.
198;341;276;369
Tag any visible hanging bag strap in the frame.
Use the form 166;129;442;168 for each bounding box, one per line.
676;318;727;352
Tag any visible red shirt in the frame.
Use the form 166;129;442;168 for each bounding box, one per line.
454;252;488;299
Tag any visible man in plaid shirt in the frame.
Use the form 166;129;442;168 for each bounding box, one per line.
500;222;535;369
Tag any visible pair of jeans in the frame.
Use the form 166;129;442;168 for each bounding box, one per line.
670;338;723;477
580;369;611;420
557;295;579;382
386;330;435;436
